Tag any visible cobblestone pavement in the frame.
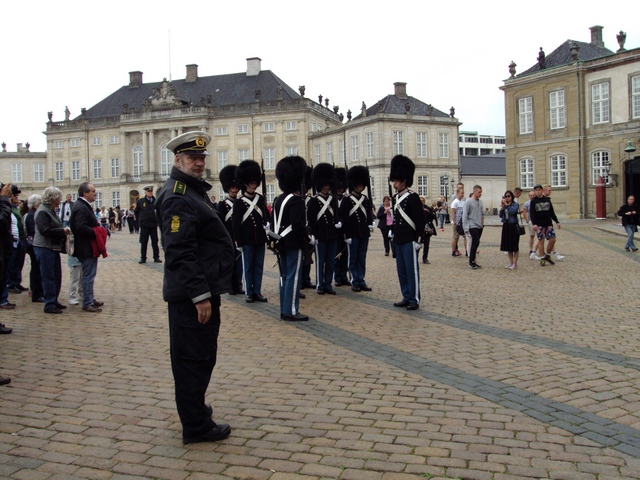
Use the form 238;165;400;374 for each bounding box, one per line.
1;219;640;480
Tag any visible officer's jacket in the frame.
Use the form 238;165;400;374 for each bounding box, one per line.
307;193;339;241
217;196;235;234
232;192;268;246
392;189;426;244
271;193;306;250
135;196;159;228
156;166;234;303
338;192;373;239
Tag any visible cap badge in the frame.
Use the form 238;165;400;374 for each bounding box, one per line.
195;136;205;148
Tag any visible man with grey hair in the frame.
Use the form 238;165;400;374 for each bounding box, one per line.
70;183;104;313
24;194;44;303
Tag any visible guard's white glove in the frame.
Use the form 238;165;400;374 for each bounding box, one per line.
345;238;352;245
413;241;422;251
369;223;376;232
263;221;270;231
236;245;243;252
388;230;393;239
334;221;342;229
308;234;317;245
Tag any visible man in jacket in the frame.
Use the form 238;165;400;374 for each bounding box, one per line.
69;183;104;313
135;186;161;264
59;193;73;227
156;131;234;444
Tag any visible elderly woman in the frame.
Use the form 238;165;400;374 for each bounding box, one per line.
24;194;44;303
33;187;70;314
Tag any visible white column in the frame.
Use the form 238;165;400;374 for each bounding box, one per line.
148;129;155;174
141;130;148;177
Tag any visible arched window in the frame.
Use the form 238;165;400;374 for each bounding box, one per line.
591;151;610;185
519;157;534;188
133;146;143;179
160;143;172;178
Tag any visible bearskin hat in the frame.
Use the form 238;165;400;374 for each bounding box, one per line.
275;156;307;193
389;155;415;188
335;167;347;191
235;160;262;191
347;165;369;191
312;163;336;192
219;165;239;193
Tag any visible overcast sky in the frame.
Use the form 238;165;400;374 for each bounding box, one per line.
1;1;638;153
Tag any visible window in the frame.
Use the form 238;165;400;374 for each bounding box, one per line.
216;126;228;136
55;162;64;181
369;176;375;200
365;132;374;159
416;132;427;158
315;144;321;164
632;75;640;119
218;151;228;170
160;144;172;178
317;123;323;130
393;131;404;155
311;122;316;132
11;164;22;183
109;135;120;144
238;149;250;162
33;164;44;182
266;184;275;203
132;146;143;179
72;193;78;201
592;83;609;124
286;146;298;156
339;140;345;163
92;137;101;146
72;161;80;181
111;158;120;178
285;121;297;131
237;125;249;134
480;137;494;144
53;140;63;149
95;192;103;208
439;176;450;197
350;135;359;162
438;133;449;158
550;154;567;187
417;175;428;197
264;148;275;170
518;97;533;134
70;138;81;147
592;151;610;184
519;157;534;188
326;142;333;163
549;90;566;129
263;123;275;132
93;159;102;179
112;191;120;207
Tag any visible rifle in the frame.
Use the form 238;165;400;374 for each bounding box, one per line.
261;159;267;199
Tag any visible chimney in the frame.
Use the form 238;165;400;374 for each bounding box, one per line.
129;71;143;88
186;64;198;83
246;57;262;76
394;82;407;98
590;25;604;48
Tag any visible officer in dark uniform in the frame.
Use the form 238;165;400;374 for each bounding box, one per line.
339;166;374;292
156;131;234;444
307;163;340;295
218;165;244;295
271;155;309;321
135;185;161;264
233;160;269;303
333;168;349;286
389;155;425;311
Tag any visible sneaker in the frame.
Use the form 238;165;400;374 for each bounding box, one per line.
633;248;639;252
509;264;517;270
540;258;546;267
451;251;461;257
504;264;513;269
544;254;555;265
469;262;480;270
68;299;80;305
625;247;631;252
530;252;541;260
455;250;461;256
553;252;564;261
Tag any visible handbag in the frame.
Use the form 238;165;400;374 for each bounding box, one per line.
455;219;464;236
517;217;526;236
65;233;75;256
425;222;436;237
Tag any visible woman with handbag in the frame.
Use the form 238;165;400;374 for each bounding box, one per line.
499;190;520;269
33;187;71;314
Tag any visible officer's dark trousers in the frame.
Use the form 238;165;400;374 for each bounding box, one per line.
168;297;220;438
139;227;160;260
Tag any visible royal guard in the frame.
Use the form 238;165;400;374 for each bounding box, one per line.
233;160;269;304
272;156;309;321
339;165;375;292
307;163;340;295
218;165;244;295
333;167;349;286
389;155;425;311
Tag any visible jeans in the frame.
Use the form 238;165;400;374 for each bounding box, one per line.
79;256;98;308
7;240;26;289
34;247;62;311
347;236;369;287
395;241;420;305
624;224;637;250
467;227;483;264
26;243;44;301
438;214;446;229
241;243;265;298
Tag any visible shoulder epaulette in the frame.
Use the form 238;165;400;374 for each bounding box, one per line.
173;181;187;195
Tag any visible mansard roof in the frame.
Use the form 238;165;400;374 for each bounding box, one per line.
518;40;614;77
79;70;301;119
460;154;506;177
353;94;450;121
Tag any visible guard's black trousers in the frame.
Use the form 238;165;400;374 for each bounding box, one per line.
168;296;221;438
139;227;160;260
